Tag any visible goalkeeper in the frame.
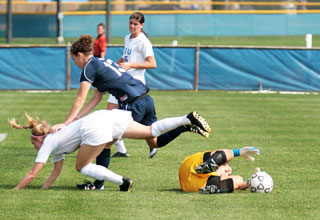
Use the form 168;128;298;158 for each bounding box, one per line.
178;147;260;194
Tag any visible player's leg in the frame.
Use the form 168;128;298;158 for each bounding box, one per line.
199;175;234;194
112;139;129;157
122;114;208;148
122;120;153;139
148;112;210;148
135;96;159;158
86;100;118;190
76;143;132;191
108;96;129;158
186;111;211;133
132;97;210;157
92;147;111;189
126;95;159;158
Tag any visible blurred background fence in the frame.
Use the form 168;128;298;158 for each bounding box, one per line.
1;45;319;91
1;1;320;38
1;1;319;91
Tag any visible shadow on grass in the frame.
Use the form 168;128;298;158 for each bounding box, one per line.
0;185;78;190
159;188;184;194
1;185;186;193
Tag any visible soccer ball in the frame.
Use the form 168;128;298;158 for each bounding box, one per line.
249;171;273;193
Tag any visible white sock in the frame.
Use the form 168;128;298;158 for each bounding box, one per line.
151;116;190;137
115;139;127;153
81;163;123;185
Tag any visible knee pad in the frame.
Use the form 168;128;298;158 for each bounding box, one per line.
211;150;227;166
220;179;234;193
207;176;234;193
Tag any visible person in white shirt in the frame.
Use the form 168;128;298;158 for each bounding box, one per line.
9;110;211;190
108;12;158;159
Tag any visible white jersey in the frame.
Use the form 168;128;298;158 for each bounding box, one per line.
122;32;154;84
108;32;154;104
35;109;132;164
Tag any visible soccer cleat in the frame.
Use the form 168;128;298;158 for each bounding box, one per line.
199;185;220;194
112;152;129;158
195;158;219;174
149;148;158;158
186;125;209;138
119;177;133;192
187;112;211;133
76;180;104;190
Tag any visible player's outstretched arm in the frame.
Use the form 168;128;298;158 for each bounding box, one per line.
41;159;64;189
233;146;260;162
14;162;44;189
77;88;103;119
51;81;91;132
209;149;234;163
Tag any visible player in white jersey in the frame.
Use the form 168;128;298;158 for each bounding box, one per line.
9;110;211;190
119;24;154;84
108;12;157;159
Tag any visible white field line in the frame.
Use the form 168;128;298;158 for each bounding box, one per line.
0;133;7;143
22;90;61;93
228;90;319;95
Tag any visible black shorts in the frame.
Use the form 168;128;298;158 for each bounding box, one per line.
119;94;157;126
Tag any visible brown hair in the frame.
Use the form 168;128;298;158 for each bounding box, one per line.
130;12;148;38
8;112;51;137
70;34;93;56
97;23;105;29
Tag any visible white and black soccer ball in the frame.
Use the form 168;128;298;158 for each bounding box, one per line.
249;171;273;193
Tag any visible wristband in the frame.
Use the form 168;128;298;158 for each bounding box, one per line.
233;149;240;157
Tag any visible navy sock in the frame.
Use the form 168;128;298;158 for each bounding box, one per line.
94;148;111;188
156;126;188;148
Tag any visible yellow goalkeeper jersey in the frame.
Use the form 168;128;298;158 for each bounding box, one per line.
179;151;216;192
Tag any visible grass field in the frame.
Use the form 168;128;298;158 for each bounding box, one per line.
1;35;320;47
0;90;319;219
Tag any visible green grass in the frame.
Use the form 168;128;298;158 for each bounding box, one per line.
0;90;319;219
1;35;320;47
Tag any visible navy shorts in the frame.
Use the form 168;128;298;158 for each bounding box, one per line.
119;94;157;126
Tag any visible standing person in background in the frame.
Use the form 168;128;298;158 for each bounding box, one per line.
110;12;158;159
93;23;107;58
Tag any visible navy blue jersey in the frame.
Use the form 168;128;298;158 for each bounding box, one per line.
80;57;149;103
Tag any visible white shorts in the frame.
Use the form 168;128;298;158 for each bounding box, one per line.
107;94;118;104
79;109;132;146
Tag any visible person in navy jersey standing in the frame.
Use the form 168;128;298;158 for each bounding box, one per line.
51;34;211;190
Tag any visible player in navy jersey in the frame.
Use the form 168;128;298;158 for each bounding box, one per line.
51;34;211;190
80;56;148;104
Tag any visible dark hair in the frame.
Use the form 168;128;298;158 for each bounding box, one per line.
97;23;105;29
71;34;93;56
130;12;148;37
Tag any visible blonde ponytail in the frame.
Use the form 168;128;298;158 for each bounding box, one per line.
8;112;51;137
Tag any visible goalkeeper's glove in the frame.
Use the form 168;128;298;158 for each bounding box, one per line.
239;146;260;162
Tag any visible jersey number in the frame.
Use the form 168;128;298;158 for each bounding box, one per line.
103;59;125;77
